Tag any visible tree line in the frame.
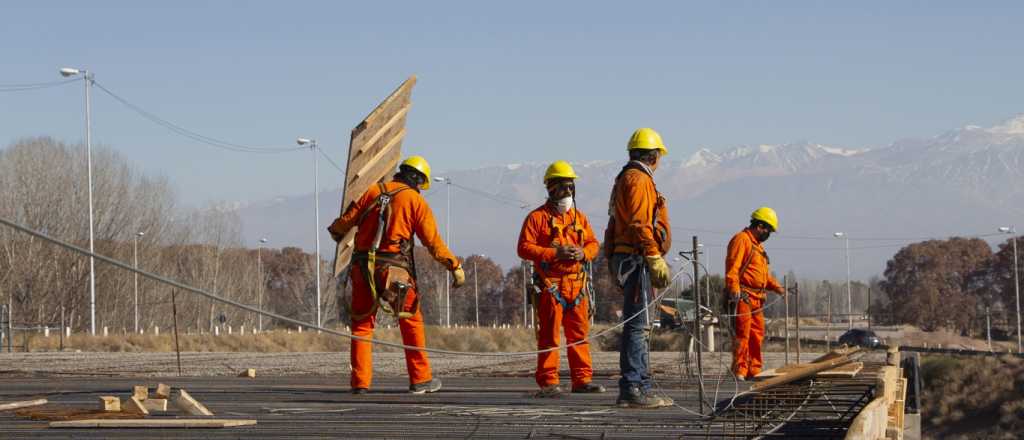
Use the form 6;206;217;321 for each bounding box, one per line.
2;137;1019;337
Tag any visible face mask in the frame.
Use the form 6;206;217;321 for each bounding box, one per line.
757;229;771;242
554;196;573;214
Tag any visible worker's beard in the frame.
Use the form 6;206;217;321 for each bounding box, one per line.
756;230;771;242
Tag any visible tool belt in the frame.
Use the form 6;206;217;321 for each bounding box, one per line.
352;251;418;321
530;266;590;312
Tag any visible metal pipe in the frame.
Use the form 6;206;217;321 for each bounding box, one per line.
692;236;705;413
312;142;322;330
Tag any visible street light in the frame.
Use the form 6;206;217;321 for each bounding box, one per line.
474;254;485;327
834;232;852;329
433;176;453;327
297;138;322;330
133;231;145;334
999;226;1021;352
257;237;268;332
60;66;98;335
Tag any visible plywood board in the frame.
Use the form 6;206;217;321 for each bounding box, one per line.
50;419;257;428
332;76;416;276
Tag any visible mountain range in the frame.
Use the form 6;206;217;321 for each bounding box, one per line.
236;115;1024;280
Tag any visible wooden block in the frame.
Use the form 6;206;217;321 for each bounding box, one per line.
239;368;256;379
50;419;257;428
142;398;168;412
99;396;120;412
174;389;214;416
124;396;149;415
132;385;148;401
0;398;47;412
154;383;171;399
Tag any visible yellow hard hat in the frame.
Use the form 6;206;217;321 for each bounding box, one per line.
627;128;668;155
543;160;578;184
400;155;432;190
751;207;779;232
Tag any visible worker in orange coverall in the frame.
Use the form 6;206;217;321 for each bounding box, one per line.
328;155;465;395
517;161;606;397
725;207;787;380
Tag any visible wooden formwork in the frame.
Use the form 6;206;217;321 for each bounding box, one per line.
845;347;907;440
332;76;417;276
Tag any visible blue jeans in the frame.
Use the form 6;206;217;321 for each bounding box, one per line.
613;254;651;393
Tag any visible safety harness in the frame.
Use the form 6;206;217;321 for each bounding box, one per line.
603;160;670;259
350;182;418;321
530;208;593;315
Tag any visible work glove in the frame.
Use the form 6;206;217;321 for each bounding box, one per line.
555;245;584;261
451;266;466;288
644;255;671;289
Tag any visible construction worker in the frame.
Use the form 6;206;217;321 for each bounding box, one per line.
725;207;786;381
327;155;465;395
517;160;605;397
603;128;674;408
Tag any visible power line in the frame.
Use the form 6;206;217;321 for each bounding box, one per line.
0;78;81;92
449;182;535;210
317;147;346;175
91;80;305;154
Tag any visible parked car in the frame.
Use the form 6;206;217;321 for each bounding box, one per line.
838;328;882;348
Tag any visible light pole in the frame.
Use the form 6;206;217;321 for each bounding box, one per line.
257;237;268;332
60;67;97;335
133;231;145;334
474;255;485;327
297;138;322;329
433;176;453;327
999;226;1021;352
834;232;852;329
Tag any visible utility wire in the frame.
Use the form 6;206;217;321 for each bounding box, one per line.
91;80;305;154
0;78;81;92
449;182;535;209
317;147;346;175
0;214;682;357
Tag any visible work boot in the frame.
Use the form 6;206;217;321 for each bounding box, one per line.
409;378;442;394
571;383;607;394
616;386;672;409
351;387;368;395
534;384;565;398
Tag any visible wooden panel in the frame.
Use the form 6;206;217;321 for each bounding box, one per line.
173;389;214;416
332;76;416;276
50;419;257;428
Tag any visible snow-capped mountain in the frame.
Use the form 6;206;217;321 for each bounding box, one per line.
237;115;1024;280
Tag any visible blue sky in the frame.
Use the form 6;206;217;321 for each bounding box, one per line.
3;1;1023;207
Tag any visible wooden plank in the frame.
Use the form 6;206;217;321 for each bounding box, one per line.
173;389;214;416
132;385;148;401
333;76;416;275
350;128;406;184
50;419;257;428
354;105;410;157
750;355;854;392
99;396;120;412
0;398;46;412
332;145;403;275
143;398;168;412
239;368;256;378
124;396;149;415
815;360;864;378
154;383;171;399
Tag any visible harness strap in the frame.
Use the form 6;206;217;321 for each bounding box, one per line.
351;183;416;321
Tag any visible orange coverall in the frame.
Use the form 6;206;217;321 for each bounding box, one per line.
725;228;782;378
604;166;671;257
517;205;599;389
328;180;459;389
